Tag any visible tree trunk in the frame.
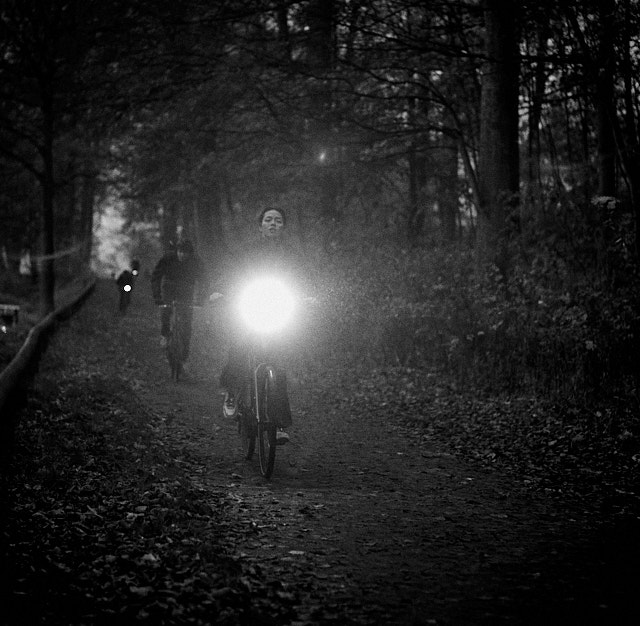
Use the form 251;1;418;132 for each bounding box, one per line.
526;25;549;209
407;142;425;242
617;0;640;260
193;186;228;266
596;0;616;197
79;172;96;266
305;0;338;221
276;1;292;61
439;138;459;243
477;0;520;272
39;95;56;317
407;87;428;243
306;0;334;68
161;203;178;252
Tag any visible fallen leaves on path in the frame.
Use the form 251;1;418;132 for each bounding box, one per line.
3;376;298;625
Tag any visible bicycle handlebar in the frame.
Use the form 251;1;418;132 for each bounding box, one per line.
157;302;206;309
207;293;317;304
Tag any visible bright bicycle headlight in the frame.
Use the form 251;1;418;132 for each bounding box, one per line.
238;276;296;334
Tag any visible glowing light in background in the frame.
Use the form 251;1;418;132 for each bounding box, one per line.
92;200;130;277
92;192;160;278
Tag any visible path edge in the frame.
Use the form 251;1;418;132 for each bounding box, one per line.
0;277;97;448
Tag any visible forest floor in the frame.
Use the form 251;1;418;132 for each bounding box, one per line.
1;279;640;625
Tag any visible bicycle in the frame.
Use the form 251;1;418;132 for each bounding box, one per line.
158;301;199;381
116;269;135;314
214;275;298;479
236;351;282;479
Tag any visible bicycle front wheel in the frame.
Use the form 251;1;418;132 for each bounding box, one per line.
257;370;277;479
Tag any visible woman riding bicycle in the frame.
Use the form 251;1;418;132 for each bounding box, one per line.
216;207;308;445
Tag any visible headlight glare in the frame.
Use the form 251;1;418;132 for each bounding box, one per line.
238;277;295;334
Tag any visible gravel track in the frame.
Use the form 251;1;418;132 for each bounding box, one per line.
3;279;639;625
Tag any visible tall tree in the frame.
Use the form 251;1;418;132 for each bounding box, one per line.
617;0;640;258
0;0;192;312
305;0;339;220
477;0;520;271
438;135;459;243
595;0;617;197
0;1;68;313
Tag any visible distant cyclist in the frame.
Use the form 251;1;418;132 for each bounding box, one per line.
115;266;135;314
151;240;208;361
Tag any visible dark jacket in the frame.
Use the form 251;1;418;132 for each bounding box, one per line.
116;270;134;289
151;252;207;304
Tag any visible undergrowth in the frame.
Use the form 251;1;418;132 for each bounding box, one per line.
309;198;640;487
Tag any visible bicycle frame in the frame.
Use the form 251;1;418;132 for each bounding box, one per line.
160;301;195;381
221;275;299;479
253;361;275;424
238;337;279;478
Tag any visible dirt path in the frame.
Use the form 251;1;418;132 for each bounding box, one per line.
5;280;639;625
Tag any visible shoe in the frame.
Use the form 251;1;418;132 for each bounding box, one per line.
275;429;290;445
223;392;238;418
160;336;168;348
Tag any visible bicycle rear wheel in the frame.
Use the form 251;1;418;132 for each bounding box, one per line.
167;305;186;381
257;370;277;479
167;334;182;381
173;359;183;381
238;407;256;460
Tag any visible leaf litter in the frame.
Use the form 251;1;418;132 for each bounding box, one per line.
2;281;640;625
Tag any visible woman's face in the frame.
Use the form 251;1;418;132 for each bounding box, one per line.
260;210;285;238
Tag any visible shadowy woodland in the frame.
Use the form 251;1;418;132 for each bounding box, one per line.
2;1;640;472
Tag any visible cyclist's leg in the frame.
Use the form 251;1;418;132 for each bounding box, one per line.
220;336;248;391
160;306;171;337
221;336;249;417
180;306;193;359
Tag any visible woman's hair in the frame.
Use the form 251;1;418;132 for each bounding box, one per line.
257;206;286;226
